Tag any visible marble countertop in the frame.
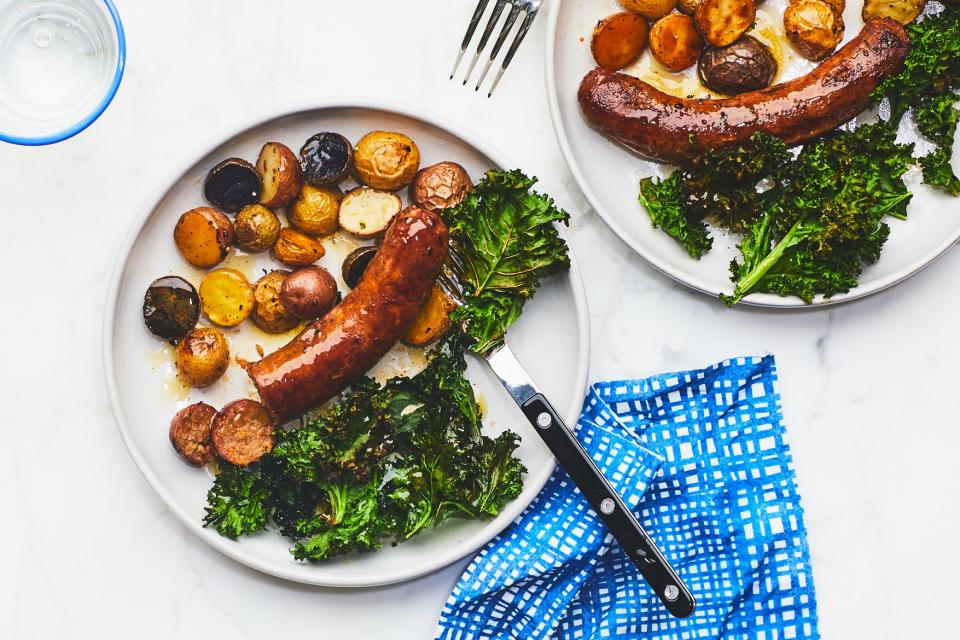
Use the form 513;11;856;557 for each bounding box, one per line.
2;1;958;637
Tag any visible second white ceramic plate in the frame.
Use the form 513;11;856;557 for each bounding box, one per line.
547;0;960;307
104;100;590;587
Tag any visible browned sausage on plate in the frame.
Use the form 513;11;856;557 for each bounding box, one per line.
577;19;910;165
247;206;449;423
211;399;275;466
170;402;217;465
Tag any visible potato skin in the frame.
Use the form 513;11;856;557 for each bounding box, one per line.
698;36;778;95
234;204;281;253
677;0;703;14
784;0;844;60
862;0;924;24
143;276;200;343
353;131;421;191
252;270;300;333
649;14;705;71
411;162;473;212
198;268;255;327
289;184;342;236
695;0;757;47
272;228;326;266
591;12;651;70
256;142;302;208
169;402;217;465
175;327;229;388
174;207;234;268
280;266;339;320
402;285;457;347
620;0;678;20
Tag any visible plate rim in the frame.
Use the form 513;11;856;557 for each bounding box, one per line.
102;97;591;587
543;0;960;308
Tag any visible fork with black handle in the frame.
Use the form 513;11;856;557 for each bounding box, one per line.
439;266;696;618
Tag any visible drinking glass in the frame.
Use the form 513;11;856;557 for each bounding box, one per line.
0;0;124;145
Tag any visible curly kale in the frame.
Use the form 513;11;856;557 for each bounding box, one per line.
721;123;914;304
202;332;526;562
873;7;960;193
442;169;570;356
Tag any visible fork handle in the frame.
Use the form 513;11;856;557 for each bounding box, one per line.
519;393;696;618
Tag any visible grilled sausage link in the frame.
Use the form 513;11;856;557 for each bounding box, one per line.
248;206;448;423
578;19;910;165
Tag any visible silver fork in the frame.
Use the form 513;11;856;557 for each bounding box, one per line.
449;0;543;97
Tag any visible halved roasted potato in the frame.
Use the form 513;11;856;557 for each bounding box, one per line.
256;142;302;208
272;228;326;266
619;0;678;20
174;207;234;268
784;0;844;61
862;0;924;24
649;14;705;71
695;0;756;47
339;187;402;237
290;184;342;236
204;159;261;213
591;12;650;70
252;270;300;333
198;268;255;327
402;285;457;347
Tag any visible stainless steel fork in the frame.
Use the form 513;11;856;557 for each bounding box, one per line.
450;0;543;97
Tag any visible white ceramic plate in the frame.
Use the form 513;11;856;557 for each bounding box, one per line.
103;100;590;587
546;0;960;307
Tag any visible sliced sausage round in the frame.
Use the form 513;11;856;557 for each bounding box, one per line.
169;402;217;465
211;399;275;466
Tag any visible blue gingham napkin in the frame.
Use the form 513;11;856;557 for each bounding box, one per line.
436;356;819;639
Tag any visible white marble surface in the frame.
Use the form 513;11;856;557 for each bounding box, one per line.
1;1;959;637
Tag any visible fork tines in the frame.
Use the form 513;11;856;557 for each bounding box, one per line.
450;0;542;98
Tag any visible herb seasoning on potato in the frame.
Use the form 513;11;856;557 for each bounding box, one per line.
198;268;255;327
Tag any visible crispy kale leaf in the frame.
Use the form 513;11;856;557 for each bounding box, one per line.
722;123;913;304
442;170;570;356
874;7;960;193
638;133;792;258
203;463;270;538
203;333;526;562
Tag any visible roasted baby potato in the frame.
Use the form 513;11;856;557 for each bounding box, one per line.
695;0;756;47
204;158;261;212
677;0;704;14
198;268;255;327
353;131;421;191
272;228;326;266
410;162;473;212
698;36;778;95
280;266;339;320
256;142;302;208
862;0;924;24
252;270;300;333
649;14;705;71
174;207;234;268
234;204;281;253
143;276;201;343
339;187;402;237
290;184;342;236
784;0;844;60
341;246;378;289
619;0;678;20
175;327;229;388
402;285;457;347
591;12;650;70
300;132;353;186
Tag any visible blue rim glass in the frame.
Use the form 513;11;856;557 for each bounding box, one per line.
0;0;125;146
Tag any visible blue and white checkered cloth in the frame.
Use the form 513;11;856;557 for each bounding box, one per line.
436;356;819;640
